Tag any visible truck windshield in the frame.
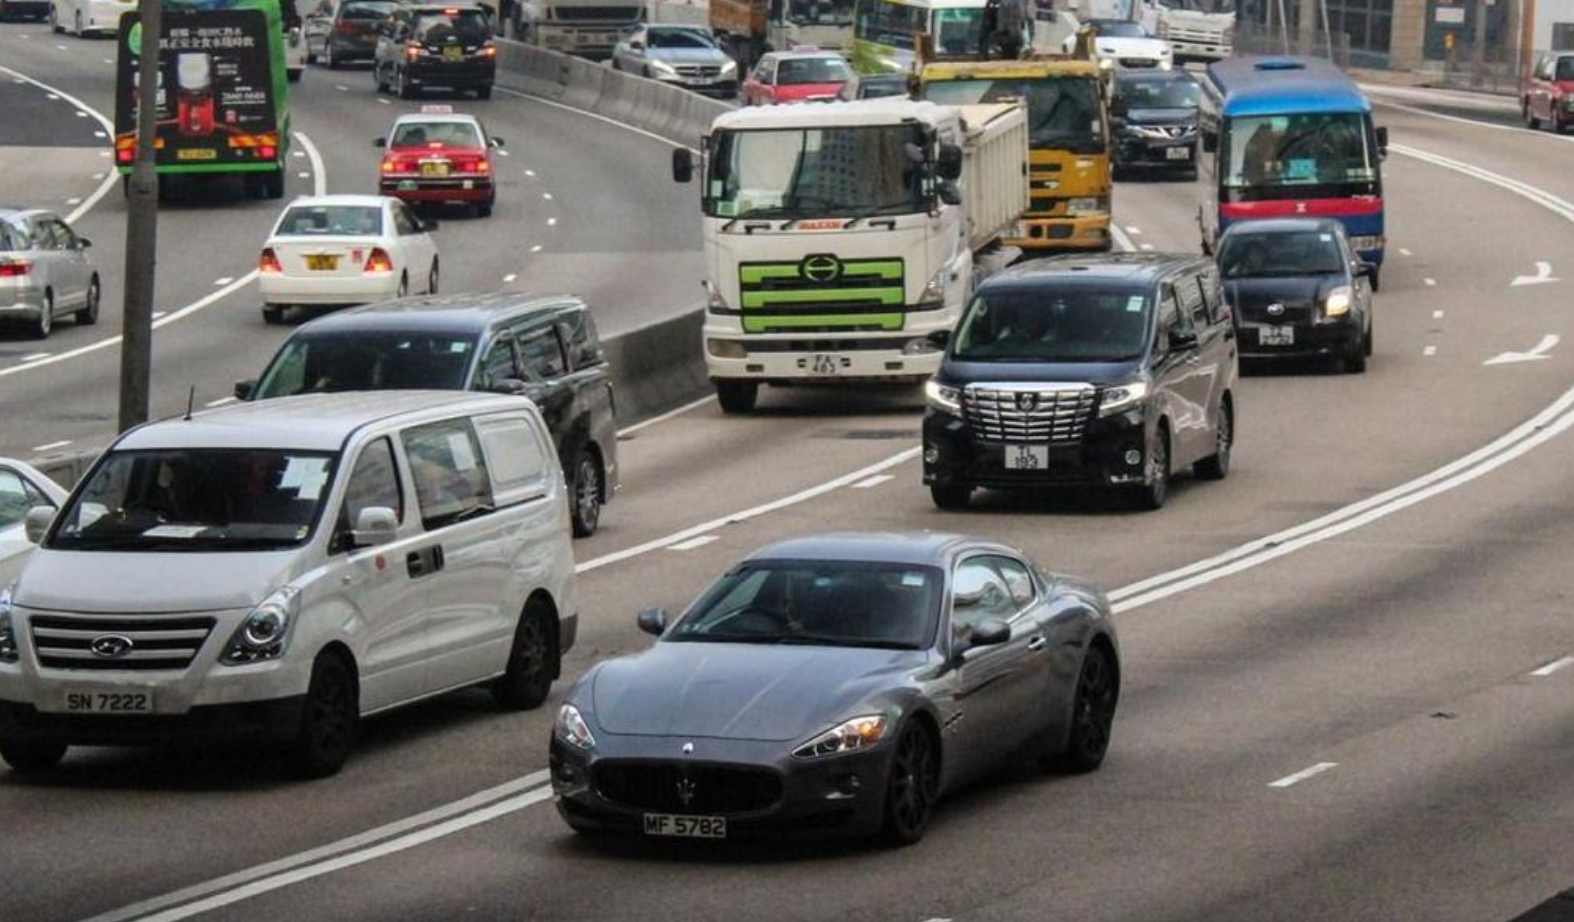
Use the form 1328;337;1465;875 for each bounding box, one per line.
953;286;1152;362
787;0;854;27
706;125;929;219
1223;112;1375;190
49;450;336;552
254;332;477;398
923;77;1104;151
932;7;986;55
1164;0;1236;12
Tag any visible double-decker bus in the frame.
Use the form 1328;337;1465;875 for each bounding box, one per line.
1198;56;1388;285
849;0;989;74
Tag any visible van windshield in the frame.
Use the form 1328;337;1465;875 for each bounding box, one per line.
953;286;1152;362
253;332;477;398
49;450;337;552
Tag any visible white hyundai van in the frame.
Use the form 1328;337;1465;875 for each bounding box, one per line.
0;392;578;777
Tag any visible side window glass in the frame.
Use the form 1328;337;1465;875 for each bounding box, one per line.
392;206;415;236
48;221;76;250
477;336;520;390
989;556;1037;611
517;327;567;380
560;308;603;369
951;559;1017;632
401;419;494;529
474;414;548;505
0;469;50;530
337;438;403;545
1182;277;1207;328
29;221;53;251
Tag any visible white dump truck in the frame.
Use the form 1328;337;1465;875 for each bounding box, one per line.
671;99;1030;413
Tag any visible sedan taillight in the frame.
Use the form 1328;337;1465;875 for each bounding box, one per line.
0;259;30;278
364;248;394;273
258;248;282;274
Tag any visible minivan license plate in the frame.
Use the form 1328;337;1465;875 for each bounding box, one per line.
64;690;154;714
643;813;726;838
1004;445;1049;470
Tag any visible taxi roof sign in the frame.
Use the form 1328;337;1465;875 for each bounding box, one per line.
420;104;455;114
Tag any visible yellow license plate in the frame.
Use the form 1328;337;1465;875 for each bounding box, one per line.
176;148;218;161
305;255;339;271
420;161;449;177
443;46;463;61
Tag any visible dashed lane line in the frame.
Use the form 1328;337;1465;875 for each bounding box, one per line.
1268;762;1339;789
0;63;120;225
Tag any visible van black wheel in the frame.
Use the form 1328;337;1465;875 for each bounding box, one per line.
1132;428;1169;510
262;305;286;325
568;447;603;538
0;739;67;774
1193;399;1232;481
77;277;100;325
881;722;939;847
1054;644;1118;774
493;607;554;711
290;654;358;778
715;380;758;414
427;259;439;295
930;483;971;510
374;61;389;92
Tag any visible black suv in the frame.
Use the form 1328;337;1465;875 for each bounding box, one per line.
1217;217;1375;373
1110;70;1201;179
923;254;1238;510
237;292;619;536
374;3;497;99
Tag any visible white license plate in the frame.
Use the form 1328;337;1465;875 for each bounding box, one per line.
643;813;727;838
1165;146;1191;160
1259;325;1295;346
1004;444;1049;470
64;690;154;714
805;353;840;376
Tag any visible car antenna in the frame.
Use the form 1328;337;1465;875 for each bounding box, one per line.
184;385;196;421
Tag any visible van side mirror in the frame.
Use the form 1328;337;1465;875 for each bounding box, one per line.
637;607;668;636
672;148;694;184
968;617;1010;648
489;377;529;396
936;142;963;181
490;136;505;147
1375;126;1389;160
234;379;256;401
630;39;644;50
1168;327;1199;351
350;506;399;548
418;216;438;232
937;179;963;206
24;506;55;544
78;237;92;248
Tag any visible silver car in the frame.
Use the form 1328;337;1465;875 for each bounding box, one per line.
0;459;67;589
611;25;739;99
0;209;100;339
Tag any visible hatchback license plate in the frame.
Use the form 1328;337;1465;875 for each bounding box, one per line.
1259;325;1295;346
64;690;154;714
1004;444;1049;470
643;813;726;838
305;254;339;271
1166;146;1191;160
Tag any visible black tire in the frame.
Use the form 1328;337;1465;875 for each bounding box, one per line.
323;41;339;69
427;259;439;295
77;276;100;325
1131;426;1169;511
881;721;939;847
396;273;409;299
374;61;389;93
476;200;494;218
1365;318;1374;357
715;380;758;414
1525;101;1541;130
492;607;555;710
289;654;358;778
32;291;53;340
1193;397;1232;481
568;447;603;538
475;84;492;100
930;483;971;510
263;169;285;200
1343;336;1368;374
1368;268;1380;292
287;68;302;84
262;304;286;325
1054;644;1118;774
397;67;417;99
0;739;68;774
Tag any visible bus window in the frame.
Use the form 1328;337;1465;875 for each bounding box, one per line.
1224;113;1375;191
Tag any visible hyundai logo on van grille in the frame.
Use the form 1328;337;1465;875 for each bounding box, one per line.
90;635;134;659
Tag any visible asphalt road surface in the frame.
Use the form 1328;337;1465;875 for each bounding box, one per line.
4;28;1574;922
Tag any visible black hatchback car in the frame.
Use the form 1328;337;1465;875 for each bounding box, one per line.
237;292;619;536
1217;217;1375;373
923;254;1238;511
307;0;401;68
374;3;497;99
1110;70;1201;179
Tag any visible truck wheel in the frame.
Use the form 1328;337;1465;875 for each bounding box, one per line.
263;170;285;200
716;380;758;414
475;84;492;100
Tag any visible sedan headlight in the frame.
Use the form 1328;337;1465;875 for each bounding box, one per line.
720;59;738;76
648;59;679;78
792;714;889;760
925;379;961;413
1324;285;1354;318
0;584;18;664
555;703;596;750
220;586;299;665
1099;380;1149;416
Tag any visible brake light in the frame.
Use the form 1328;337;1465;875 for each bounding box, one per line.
258;248;282;274
405;42;420;62
364;248;394;273
480;42;495;59
0;259;31;278
116;148;133;163
259;145;276;160
335;21;357;34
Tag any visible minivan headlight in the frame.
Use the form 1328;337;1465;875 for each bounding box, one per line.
555;703;596;750
1324;285;1354;318
1099;380;1149;416
925;379;961;413
221;586;300;665
0;584;18;664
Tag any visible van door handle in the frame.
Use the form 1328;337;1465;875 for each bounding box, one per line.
432;544;445;571
1027;636;1047;652
406;550;427;578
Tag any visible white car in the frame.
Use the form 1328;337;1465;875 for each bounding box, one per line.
1069;18;1174;71
0;460;66;590
258;195;440;325
0;392;580;776
49;0;133;36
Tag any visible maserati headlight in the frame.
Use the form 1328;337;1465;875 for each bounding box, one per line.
925;379;961;413
792;715;889;760
555;703;596;750
1324;285;1354;318
0;584;17;664
1099;380;1149;416
221;586;300;665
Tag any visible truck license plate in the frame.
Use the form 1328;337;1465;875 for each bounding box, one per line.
643;813;726;838
64;690;154;714
1004;445;1049;470
1166;146;1191;160
804;353;840;376
1259;325;1295;346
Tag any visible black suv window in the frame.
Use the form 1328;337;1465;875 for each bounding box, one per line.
559;308;603;370
342;0;397;20
517;326;567;380
953;285;1152;363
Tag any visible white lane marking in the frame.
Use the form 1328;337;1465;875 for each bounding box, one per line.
101;58;112;65
92;132;105;140
297;171;311;179
542;192;553;200
497;85;695;155
292;150;306;158
1433;310;1445;319
1532;656;1574;677
335;84;349;91
91;172;104;179
75;110;87;118
1139;243;1155;251
502;273;517;283
852;473;895;489
529;244;542;253
1268;762;1338;789
546;216;557;226
1110;224;1136;253
77;773;551;922
1423;345;1438;356
496;148;509;156
55;44;67;51
377;98;391;105
524;168;536;176
1423;277;1436;287
1373;95;1574;145
214;277;234;286
1125;225;1142;235
46;92;59;99
66;197;82;205
31;440;71;453
0;64;120;224
615;392;713;437
669;534;719;551
20;352;51;363
1511;261;1558;287
1485;333;1559;366
205;397;237;408
151;311;165;320
294;131;328;197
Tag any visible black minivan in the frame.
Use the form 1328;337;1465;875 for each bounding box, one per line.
238;292;618;536
923;254;1238;510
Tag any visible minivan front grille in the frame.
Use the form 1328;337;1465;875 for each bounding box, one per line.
963;384;1097;444
30;614;216;671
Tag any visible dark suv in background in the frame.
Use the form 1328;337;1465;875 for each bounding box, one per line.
237;292;619;536
375;3;497;99
1110;70;1202;179
306;0;401;68
923;254;1238;511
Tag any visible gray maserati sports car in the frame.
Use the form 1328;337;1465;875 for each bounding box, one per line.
550;532;1120;845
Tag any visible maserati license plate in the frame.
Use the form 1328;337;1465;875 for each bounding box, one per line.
1004;445;1049;470
643;813;726;838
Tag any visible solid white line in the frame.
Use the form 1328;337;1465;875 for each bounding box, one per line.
1110;224;1136;253
852;474;895;489
1532;656;1574;677
502;273;517;283
615;393;713;437
31;440;71;453
214;277;234;286
1423;345;1438;356
20;352;51;363
294;131;328;197
1372;95;1574;146
496;85;693;153
1424;278;1436;287
669;534;719;551
204;397;237;408
0;64;120;225
1268;762;1338;788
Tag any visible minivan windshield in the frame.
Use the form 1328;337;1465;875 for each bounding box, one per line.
953;286;1152;362
49;450;336;552
254;332;477;398
1219;230;1345;277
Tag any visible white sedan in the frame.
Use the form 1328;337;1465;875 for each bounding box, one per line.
0;459;67;589
1069;19;1174;71
50;0;134;36
258;195;439;325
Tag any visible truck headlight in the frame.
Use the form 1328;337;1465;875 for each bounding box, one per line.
221;586;300;665
555;703;596;750
707;338;747;359
1324;285;1354;318
1347;235;1383;252
925;379;961;413
1067;196;1106;216
702;279;736;314
0;584;18;664
792;714;888;759
918;268;948;308
1099;380;1149;416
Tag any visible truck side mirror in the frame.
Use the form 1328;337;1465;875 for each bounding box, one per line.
1375;126;1389;160
672;147;694;184
937;179;962;206
936;143;963;181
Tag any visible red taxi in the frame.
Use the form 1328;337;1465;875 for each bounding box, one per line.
742;49;853;106
375;106;503;216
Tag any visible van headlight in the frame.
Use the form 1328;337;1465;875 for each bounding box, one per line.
1323;285;1354;318
925;379;961;413
555;703;596;750
221;586;300;665
1099;380;1149;416
0;584;18;664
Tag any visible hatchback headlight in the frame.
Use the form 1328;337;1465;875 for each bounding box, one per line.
792;714;889;759
221;586;300;665
925;379;961;413
1099;380;1149;416
1324;285;1354;318
555;703;596;750
0;585;18;664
